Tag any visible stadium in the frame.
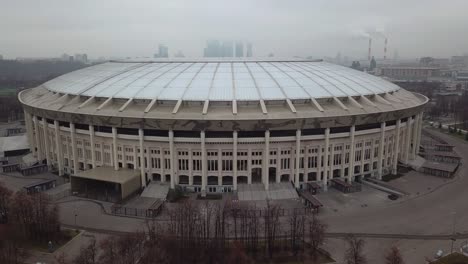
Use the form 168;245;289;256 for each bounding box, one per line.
18;59;427;199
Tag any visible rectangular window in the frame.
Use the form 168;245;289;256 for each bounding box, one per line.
193;160;201;171
237;160;248;171
222;160;233;171
208;160;218;171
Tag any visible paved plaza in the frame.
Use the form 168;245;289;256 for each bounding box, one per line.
237;182;298;201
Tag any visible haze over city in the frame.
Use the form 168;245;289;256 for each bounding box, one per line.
2;0;468;59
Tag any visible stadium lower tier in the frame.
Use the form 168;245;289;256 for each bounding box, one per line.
24;112;423;192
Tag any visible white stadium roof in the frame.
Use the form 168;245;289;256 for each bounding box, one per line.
43;59;401;102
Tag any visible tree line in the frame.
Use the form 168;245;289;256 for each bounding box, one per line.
0;182;61;263
57;200;406;264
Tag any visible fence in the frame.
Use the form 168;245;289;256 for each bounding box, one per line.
111;202;164;218
228;207;316;218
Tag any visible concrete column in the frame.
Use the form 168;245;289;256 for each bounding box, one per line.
317;146;322;185
70;123;79;173
89;125;96;168
360;139;365;175
330;142;334;180
294;129;301;188
276;146;281;183
24;111;36;155
263;130;270;190
160;147;165;182
348;125;356;183
404;117;412;164
33;116;43;161
112;127;118;171
392;119;401;175
218;147;222;186
54;121;64;176
411;114;419;159
188;148;193;186
247;148;252;184
378;122;385;179
369;139;375;176
304;146;309;183
169;130;175;189
133;146;138;170
340;147;345;179
323;128;330;191
42;120;51;167
416;113;423;154
139;129;146;188
233;131;238;191
201;131;207;193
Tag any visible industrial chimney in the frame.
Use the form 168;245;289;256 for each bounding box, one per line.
384;38;388;60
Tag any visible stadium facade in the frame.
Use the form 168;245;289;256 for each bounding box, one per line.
19;59;427;193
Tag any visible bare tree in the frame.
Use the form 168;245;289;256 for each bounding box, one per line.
264;200;282;259
384;246;404;264
226;241;252;264
73;239;97;264
0;183;12;224
308;214;327;259
344;235;367;264
9;191;60;243
98;232;146;264
288;208;305;257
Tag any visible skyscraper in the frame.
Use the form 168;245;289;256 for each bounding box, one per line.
204;40;222;57
235;42;244;57
154;44;169;58
246;42;253;57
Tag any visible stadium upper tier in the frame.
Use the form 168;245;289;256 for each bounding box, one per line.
43;59;400;101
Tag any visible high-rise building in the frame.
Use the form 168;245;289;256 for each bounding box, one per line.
74;54;88;63
174;50;185;58
0;55;3;60
204;40;222;57
246;42;253;57
235;42;244;57
204;40;251;58
222;41;234;57
154;44;169;58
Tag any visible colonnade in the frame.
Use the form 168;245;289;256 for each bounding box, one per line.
24;112;423;192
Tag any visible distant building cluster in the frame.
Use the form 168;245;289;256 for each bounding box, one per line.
0;54;3;60
60;53;88;63
154;44;169;58
203;40;253;58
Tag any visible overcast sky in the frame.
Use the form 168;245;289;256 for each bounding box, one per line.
1;0;468;59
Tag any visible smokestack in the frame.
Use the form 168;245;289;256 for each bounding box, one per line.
368;38;372;61
384;38;388;60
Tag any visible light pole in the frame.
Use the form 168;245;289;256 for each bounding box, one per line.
74;203;78;227
451;211;457;254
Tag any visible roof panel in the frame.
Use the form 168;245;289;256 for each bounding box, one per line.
42;60;400;102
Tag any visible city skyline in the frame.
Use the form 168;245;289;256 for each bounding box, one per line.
1;0;468;59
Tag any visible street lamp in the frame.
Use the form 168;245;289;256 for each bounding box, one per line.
451;211;457;254
74;203;78;227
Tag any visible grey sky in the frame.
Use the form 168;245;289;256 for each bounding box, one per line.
1;0;468;59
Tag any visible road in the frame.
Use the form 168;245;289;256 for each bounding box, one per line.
319;128;468;237
55;128;468;239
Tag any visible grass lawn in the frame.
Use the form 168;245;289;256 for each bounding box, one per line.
431;252;468;264
29;229;80;253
